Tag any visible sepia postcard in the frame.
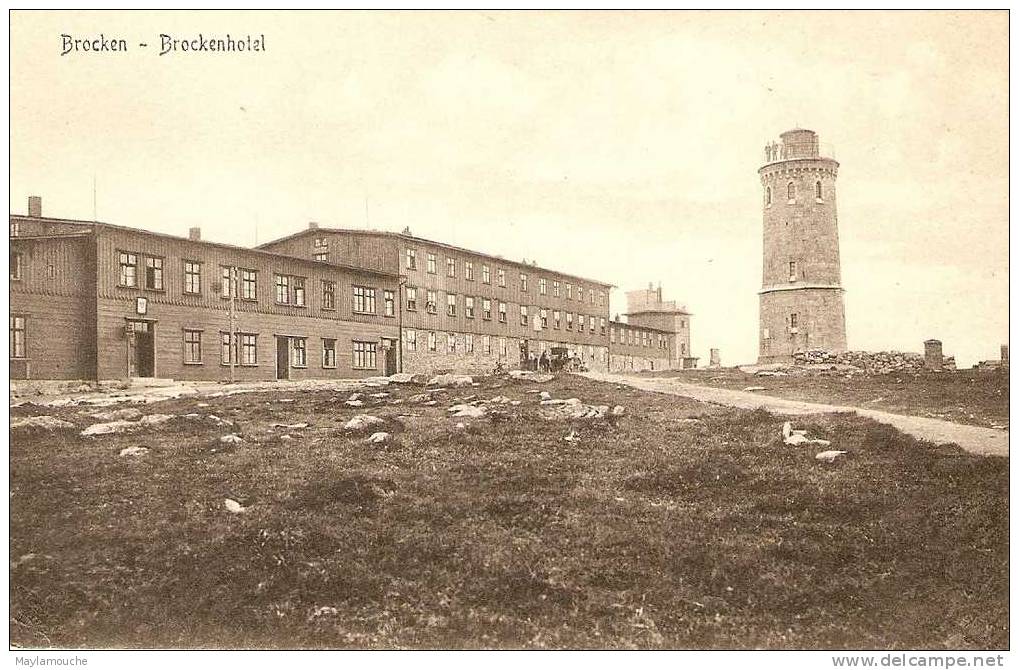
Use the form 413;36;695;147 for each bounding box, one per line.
6;8;1010;666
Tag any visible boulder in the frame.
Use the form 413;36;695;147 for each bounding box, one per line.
344;414;385;432
427;374;474;388
11;415;76;432
119;446;150;457
366;431;390;444
448;404;486;419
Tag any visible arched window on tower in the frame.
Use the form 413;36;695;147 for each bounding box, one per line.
815;180;823;201
765;186;772;206
787;182;796;202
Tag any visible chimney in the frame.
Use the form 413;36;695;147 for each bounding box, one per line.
27;196;41;218
308;222;319;230
188;227;201;241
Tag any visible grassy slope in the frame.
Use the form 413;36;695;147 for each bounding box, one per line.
9;375;1008;649
639;369;1009;429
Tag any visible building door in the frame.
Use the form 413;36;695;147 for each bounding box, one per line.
382;339;398;376
275;336;290;380
127;321;155;378
520;339;530;370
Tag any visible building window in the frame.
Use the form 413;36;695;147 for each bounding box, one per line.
578;314;585;331
520;305;528;326
118;252;138;287
10;316;25;358
577;286;584;302
240;270;257;300
483;334;492;355
221;333;258;365
290;337;308;367
426;290;437;314
447;333;456;353
540;308;548;328
183;261;201;294
482;264;491;284
446;293;457;317
566;312;573;330
352;340;377;369
322;338;336;368
465;296;475;318
496;301;504;322
539;277;547;295
10;221;20;237
787;181;795;202
519;273;528;292
183;330;202;364
406;286;418;311
680;319;686;329
275;274;290;304
322;280;336;310
465;333;474;353
597;291;604;307
553;310;561;329
313;252;328;262
353;286;376;314
427;331;437;352
406;248;417;270
765;186;772;207
465;261;474;281
313;237;327;248
497;268;506;287
447;257;456;278
789;261;797;281
552;280;560;297
600;317;606;335
405;329;417;351
763;327;771;340
427;253;437;274
10;252;22;281
610;327;616;343
221;267;232;297
499;337;507;357
384;290;395;317
815;180;823;201
566;283;572;300
144;257;164;290
482;298;492;320
293;277;306;307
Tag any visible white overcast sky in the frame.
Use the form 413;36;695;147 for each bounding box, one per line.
10;10;1008;366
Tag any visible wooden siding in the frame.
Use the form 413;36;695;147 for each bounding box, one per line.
96;298;399;381
9;235;98;379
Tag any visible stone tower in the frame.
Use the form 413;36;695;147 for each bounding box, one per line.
758;128;847;362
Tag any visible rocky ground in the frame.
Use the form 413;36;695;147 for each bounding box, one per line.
641;368;1009;430
9;372;1008;649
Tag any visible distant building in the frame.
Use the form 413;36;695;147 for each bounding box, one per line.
608;283;697;372
758;128;847;362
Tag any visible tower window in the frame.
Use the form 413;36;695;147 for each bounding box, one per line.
765;186;772;206
789;313;798;333
815;180;823;201
789;261;797;281
787;182;796;202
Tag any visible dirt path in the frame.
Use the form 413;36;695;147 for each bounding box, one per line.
582;372;1009;457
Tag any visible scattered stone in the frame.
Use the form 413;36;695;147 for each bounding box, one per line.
206;414;234;427
387;373;425;384
366;431;390;444
119;446;150;457
370;393;390;399
279;434;294;441
454;422;467;431
90;407;143;422
220;434;244;444
510;400;522;406
363;377;392;386
610;405;626;417
486;395;512;404
277;398;296;403
11;415;76;432
815;450;848;463
224;498;247;514
197;403;210;408
348;393;362;402
310;606;339;620
543;402;610;420
139;414;175;427
272;422;309;430
782;421;832;447
427;374;474;388
564;430;580;442
539;391;552;401
81;420;138;436
345;400;365;407
424;400;438;406
448;404;487;418
344;414;385;432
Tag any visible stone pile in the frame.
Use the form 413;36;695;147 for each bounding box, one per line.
792;350;928;374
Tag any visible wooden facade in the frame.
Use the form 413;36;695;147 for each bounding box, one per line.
9;215;401;381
